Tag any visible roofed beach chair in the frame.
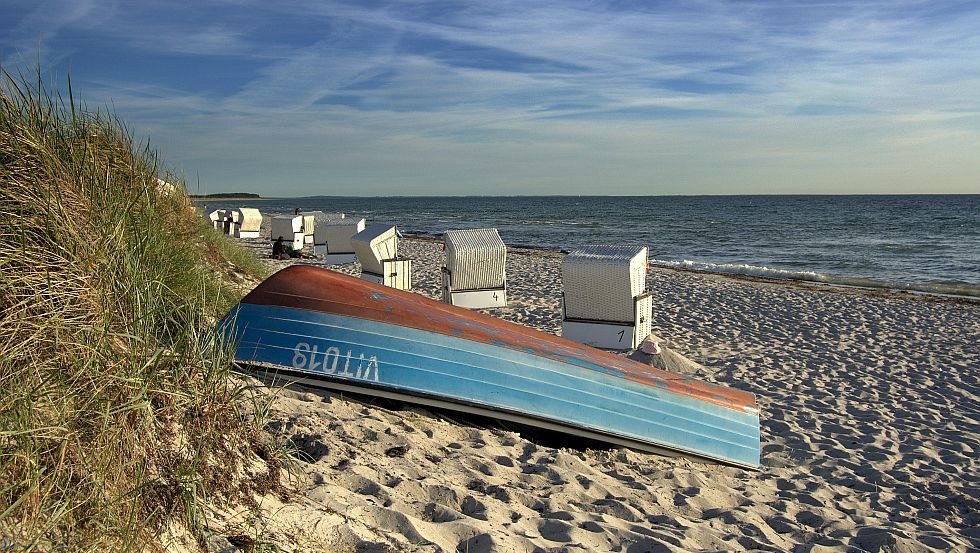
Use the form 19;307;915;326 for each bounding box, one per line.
232;207;262;238
351;224;412;290
219;209;237;235
308;212;345;252
442;228;507;309
208;209;224;231
561;245;652;350
297;211;342;246
317;217;366;264
270;215;304;252
301;213;316;245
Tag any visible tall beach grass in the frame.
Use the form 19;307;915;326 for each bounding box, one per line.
0;71;275;551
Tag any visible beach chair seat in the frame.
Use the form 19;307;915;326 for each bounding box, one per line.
561;245;652;350
352;224;412;290
270;215;304;252
232;207;262;238
442;228;506;309
316;217;366;264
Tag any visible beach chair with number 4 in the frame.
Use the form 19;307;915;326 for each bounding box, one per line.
561;245;652;350
351;224;412;291
442;228;507;309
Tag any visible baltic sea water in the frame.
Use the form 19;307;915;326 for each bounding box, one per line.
197;195;980;298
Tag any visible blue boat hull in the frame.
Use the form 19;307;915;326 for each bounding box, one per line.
220;279;760;468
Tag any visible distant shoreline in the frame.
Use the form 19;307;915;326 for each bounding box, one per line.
190;193;262;200
197;193;980;199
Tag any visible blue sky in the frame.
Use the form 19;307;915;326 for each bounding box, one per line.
2;0;978;196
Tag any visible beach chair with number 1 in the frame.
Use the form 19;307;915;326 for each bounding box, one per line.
561;245;652;350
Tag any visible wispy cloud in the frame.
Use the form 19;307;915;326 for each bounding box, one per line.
2;0;978;194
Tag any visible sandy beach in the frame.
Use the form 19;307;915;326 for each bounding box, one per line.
211;227;978;552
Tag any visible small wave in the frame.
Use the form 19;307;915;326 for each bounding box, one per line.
908;281;980;298
649;259;980;299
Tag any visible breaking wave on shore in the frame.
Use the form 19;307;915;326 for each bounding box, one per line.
650;258;980;299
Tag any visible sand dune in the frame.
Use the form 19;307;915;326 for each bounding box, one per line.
211;229;977;552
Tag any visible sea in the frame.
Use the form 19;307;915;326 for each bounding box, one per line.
197;195;980;299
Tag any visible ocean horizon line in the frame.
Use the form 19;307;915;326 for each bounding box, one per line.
197;192;980;200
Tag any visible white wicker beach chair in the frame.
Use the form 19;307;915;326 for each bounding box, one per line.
316;217;366;264
300;214;315;245
308;212;345;251
442;228;507;309
232;207;262;238
218;209;238;235
352;224;412;290
207;209;224;230
270;215;304;252
561;245;652;350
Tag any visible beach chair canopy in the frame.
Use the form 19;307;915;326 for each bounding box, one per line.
318;217;366;254
208;209;224;224
562;245;648;322
309;211;345;224
270;215;302;240
444;228;506;291
351;224;399;274
234;208;262;233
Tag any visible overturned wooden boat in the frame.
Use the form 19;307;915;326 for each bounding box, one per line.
218;266;760;468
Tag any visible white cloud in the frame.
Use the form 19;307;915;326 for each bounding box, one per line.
6;0;978;194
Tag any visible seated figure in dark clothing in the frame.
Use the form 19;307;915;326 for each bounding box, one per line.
272;236;289;260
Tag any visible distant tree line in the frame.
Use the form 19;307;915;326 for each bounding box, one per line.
190;192;261;199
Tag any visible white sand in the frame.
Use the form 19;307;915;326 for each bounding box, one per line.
209;227;978;552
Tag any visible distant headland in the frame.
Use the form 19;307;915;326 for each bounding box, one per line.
189;192;262;199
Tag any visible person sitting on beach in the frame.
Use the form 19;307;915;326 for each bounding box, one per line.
272;236;289;260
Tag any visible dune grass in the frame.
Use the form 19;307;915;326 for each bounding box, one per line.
0;71;277;551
